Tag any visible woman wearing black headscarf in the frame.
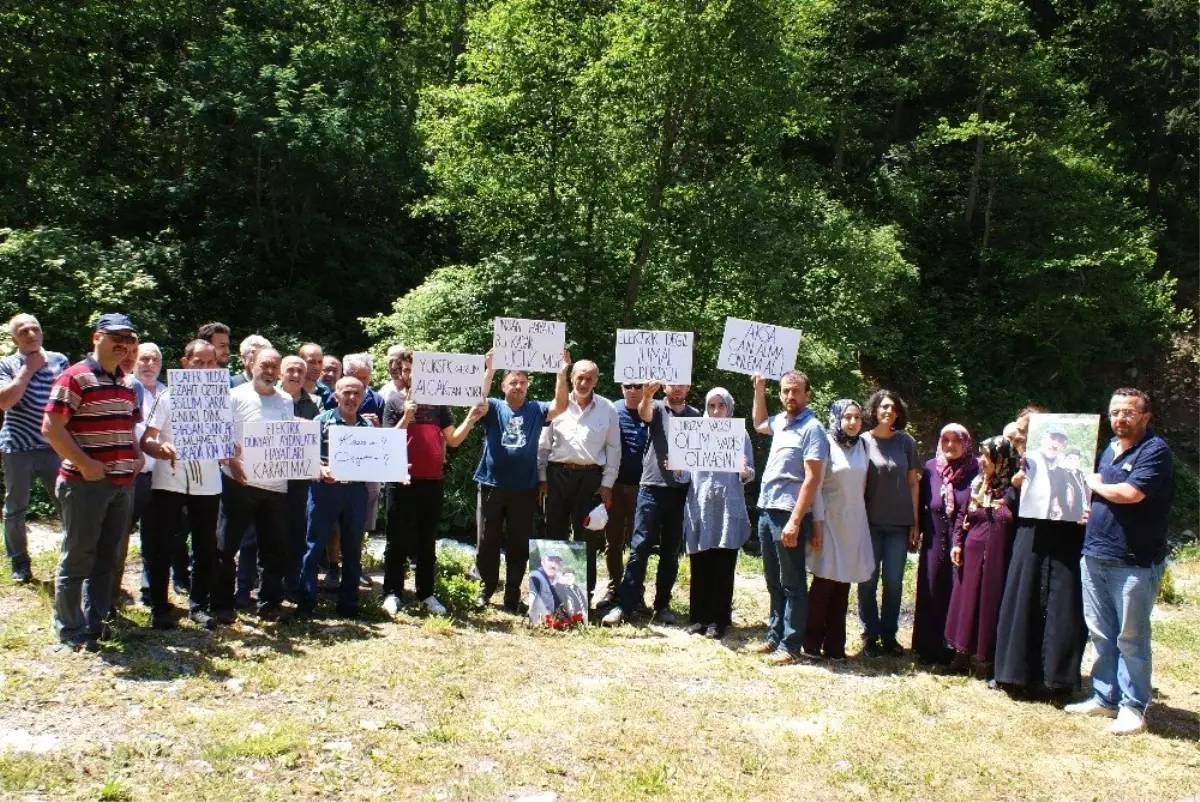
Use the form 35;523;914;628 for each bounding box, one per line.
993;408;1088;697
944;435;1019;679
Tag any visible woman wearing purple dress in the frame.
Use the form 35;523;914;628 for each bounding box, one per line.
912;424;978;668
945;435;1019;679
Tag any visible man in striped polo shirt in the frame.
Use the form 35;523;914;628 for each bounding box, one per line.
0;314;70;584
42;313;144;650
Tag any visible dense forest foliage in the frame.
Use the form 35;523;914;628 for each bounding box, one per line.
2;0;1196;530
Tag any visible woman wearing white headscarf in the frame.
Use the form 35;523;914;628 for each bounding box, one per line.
803;399;875;659
676;387;755;639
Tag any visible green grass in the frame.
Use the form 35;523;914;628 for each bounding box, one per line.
0;544;1196;801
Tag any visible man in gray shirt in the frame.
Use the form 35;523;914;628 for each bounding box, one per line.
601;380;699;626
746;370;827;664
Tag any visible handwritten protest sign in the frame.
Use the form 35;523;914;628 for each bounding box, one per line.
716;318;802;380
166;369;233;461
668;417;746;473
613;329;693;385
241;420;321;482
411;352;487;407
493;317;565;373
328;426;409;483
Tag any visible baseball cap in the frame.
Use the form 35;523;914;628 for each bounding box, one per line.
543;551;563;562
1047;423;1067;440
94;313;138;335
583;504;609;531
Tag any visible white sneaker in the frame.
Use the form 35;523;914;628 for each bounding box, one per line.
1064;698;1118;718
601;606;624;626
381;594;401;617
422;596;448;616
1110;706;1146;735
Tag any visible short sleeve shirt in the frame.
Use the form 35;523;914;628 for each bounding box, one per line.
1084;429;1173;567
641;400;701;488
616;402;650;485
383;391;453;481
0;350;69;452
147;390;222;495
44;357;142;484
222;383;295;493
862;430;921;526
474;398;551;490
757;408;829;512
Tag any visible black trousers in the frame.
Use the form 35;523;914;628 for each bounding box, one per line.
476;485;536;607
544;463;604;600
145;490;219;613
688;547;738;627
805;576;851;658
384;479;444;601
214;477;287;611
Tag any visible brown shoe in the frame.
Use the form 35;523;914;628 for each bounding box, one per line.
765;650;803;666
742;640;778;655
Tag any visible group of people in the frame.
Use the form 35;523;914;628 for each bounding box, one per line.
0;311;1175;737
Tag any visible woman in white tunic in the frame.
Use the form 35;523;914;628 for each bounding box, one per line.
804;399;875;659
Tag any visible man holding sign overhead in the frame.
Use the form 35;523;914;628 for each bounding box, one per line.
601;380;700;627
474;350;571;613
297;376;376;618
537;359;622;604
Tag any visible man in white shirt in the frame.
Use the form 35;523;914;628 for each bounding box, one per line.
139;340;225;630
537;359;621;603
213;348;294;624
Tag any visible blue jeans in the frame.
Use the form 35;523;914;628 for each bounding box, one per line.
617;485;687;612
1080;556;1162;714
235;523;258;605
857;524;909;642
299;482;368;610
2;448;61;571
759;509;810;654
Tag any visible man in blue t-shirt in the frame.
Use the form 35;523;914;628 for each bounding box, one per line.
474;350;570;612
0;313;69;583
1066;387;1173;736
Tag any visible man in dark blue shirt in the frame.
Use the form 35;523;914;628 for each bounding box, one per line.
595;382;647;608
1066;387;1173;735
473;350;570;613
297;376;373;618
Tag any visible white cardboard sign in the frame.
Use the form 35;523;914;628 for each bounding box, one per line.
410;352;487;407
716;317;803;380
613;329;693;385
328;425;410;483
241;420;321;482
166;368;234;461
667;417;746;473
493;317;565;373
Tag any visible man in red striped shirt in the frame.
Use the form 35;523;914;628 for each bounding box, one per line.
42;313;145;651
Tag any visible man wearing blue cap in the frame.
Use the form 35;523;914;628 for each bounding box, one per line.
41;313;145;650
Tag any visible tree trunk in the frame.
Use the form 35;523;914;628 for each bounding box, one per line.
964;87;987;226
979;178;996;278
621;87;691;324
447;0;468;82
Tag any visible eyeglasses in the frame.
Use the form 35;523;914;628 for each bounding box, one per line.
1109;409;1142;419
622;384;644;390
106;332;139;345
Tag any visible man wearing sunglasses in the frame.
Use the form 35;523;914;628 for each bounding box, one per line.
595;381;647;608
41;313;145;650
